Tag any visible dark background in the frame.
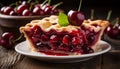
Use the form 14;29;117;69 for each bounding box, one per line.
0;0;119;19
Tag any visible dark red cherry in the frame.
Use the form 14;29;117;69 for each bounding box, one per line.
21;1;30;8
3;6;14;15
42;2;62;15
50;9;58;15
105;24;119;38
9;10;17;15
50;2;63;14
0;32;14;49
0;6;6;13
68;10;85;26
53;9;59;13
67;0;85;26
32;6;44;15
0;38;14;49
2;32;14;40
44;5;53;15
118;23;120;30
0;38;8;46
118;23;120;37
22;9;30;16
42;4;49;10
118;23;120;31
16;4;27;15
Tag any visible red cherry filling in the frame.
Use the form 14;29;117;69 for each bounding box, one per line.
25;25;101;55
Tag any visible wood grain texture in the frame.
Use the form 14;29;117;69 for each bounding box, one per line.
12;56;101;69
0;45;120;69
0;46;24;69
102;53;120;69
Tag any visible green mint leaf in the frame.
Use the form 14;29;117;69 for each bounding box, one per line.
58;12;69;26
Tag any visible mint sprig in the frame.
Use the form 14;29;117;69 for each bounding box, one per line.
58;12;69;26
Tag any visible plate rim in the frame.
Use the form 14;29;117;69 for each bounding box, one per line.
15;40;111;59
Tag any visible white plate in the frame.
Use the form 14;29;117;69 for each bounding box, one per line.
15;40;111;63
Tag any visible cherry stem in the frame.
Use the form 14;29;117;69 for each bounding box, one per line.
113;17;119;28
28;0;32;3
52;2;63;10
29;3;34;11
106;10;112;20
13;34;23;43
9;2;16;7
90;9;94;20
16;2;19;7
34;0;39;4
48;0;51;5
78;0;82;11
41;0;49;7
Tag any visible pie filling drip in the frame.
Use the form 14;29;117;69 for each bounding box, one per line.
24;25;101;55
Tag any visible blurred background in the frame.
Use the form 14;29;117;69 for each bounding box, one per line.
0;0;120;19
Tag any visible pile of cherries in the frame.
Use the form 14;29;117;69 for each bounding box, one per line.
0;0;62;16
105;18;120;39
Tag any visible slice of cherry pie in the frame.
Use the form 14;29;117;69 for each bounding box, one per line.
20;15;109;55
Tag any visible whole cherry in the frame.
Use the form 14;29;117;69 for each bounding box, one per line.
16;4;27;15
42;0;52;14
44;5;53;14
9;10;18;15
0;6;6;13
0;38;14;49
22;9;31;16
21;1;30;8
2;32;14;39
105;24;119;38
41;0;50;10
0;32;23;49
0;32;14;49
32;5;44;15
105;18;120;39
68;0;85;26
68;10;85;26
3;6;14;15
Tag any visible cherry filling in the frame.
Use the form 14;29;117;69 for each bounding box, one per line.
25;25;101;55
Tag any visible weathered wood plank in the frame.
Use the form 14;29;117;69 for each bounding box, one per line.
102;53;120;69
12;56;101;69
0;46;24;69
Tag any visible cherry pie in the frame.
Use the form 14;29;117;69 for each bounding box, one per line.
20;15;109;55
